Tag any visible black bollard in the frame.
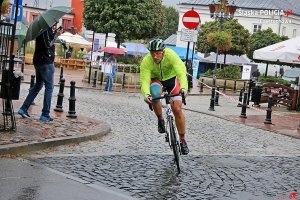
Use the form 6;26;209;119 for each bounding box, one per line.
93;71;97;87
223;79;226;92
100;72;104;85
247;80;253;105
215;86;220;106
67;81;77;118
30;75;35;90
208;86;216;111
264;95;273;124
233;80;237;93
200;78;204;92
54;78;65;112
30;75;35;105
240;92;248;118
237;88;244;107
122;74;126;88
59;66;64;82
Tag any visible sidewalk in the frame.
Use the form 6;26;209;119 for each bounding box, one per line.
0;100;111;155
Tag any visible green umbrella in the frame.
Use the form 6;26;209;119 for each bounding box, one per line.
25;6;71;42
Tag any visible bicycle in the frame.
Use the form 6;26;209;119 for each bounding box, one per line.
149;91;186;173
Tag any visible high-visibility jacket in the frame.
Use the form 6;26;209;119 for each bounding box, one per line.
140;48;188;97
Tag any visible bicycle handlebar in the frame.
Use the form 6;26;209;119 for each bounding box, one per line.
148;91;186;111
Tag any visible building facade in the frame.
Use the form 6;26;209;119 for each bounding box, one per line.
176;0;300;48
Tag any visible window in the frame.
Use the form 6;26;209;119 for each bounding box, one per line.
62;19;72;30
253;24;262;33
282;26;286;36
293;29;297;37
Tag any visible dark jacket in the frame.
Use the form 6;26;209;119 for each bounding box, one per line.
33;27;57;65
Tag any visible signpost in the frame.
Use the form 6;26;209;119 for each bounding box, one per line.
182;9;201;30
181;8;200;81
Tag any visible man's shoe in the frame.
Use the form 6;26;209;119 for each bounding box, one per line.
39;115;54;121
180;140;189;155
18;109;30;118
158;119;165;133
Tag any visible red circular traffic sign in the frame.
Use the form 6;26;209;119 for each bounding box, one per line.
182;10;200;29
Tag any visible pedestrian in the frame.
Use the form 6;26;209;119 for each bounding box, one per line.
252;68;260;82
103;54;117;92
65;46;73;59
18;23;63;121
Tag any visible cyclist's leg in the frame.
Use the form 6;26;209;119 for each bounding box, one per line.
167;78;189;155
150;79;165;133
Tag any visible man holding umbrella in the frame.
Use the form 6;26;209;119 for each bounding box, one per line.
18;6;70;121
18;23;63;121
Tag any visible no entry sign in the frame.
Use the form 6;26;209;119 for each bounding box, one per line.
182;10;200;29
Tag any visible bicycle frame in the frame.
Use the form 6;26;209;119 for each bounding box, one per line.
149;91;186;173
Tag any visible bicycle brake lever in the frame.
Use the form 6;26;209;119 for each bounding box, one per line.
149;103;153;111
181;91;186;105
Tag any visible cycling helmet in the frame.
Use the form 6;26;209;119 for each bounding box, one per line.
148;39;166;51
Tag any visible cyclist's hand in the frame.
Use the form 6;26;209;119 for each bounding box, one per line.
144;95;152;104
180;89;188;98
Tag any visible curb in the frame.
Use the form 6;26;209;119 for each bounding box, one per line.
0;123;111;156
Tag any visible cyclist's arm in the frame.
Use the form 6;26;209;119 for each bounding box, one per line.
169;50;188;92
140;57;152;98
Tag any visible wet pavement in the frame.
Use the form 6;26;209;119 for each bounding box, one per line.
0;65;299;200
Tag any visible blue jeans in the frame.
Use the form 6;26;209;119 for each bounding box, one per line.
104;75;114;92
21;63;54;116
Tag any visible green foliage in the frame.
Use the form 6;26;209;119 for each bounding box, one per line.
159;6;179;39
204;65;241;79
248;28;288;60
259;76;290;85
84;0;163;44
197;19;250;56
207;31;232;52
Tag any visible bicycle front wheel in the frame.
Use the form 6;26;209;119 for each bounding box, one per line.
168;118;181;173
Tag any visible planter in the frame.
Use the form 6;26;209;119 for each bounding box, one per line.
199;76;248;90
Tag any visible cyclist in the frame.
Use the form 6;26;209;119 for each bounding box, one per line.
140;38;189;155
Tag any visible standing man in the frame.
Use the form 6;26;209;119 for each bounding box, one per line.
140;39;189;155
18;23;63;121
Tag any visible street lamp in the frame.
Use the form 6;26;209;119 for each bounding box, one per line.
208;0;237;111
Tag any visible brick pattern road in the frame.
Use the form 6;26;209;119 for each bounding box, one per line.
18;85;300;200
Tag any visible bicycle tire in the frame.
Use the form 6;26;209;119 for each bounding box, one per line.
168;117;181;173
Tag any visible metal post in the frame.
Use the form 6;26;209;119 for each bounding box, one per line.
240;92;248;118
54;78;65;112
247;80;252;105
223;79;226;92
264;95;273;124
30;75;35;89
200;78;204;92
30;75;35;105
208;86;215;111
88;31;95;84
67;81;77;118
233;80;237;93
237;87;244;107
59;66;64;82
93;70;97;87
215;86;220;106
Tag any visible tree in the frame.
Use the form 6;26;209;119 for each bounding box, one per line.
197;19;250;56
83;0;164;45
247;28;288;60
159;6;179;40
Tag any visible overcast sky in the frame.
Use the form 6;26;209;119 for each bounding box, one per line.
20;0;180;9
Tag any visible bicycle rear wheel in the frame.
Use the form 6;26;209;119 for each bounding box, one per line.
168;118;181;173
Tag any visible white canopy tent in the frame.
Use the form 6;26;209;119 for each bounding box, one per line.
58;32;92;47
253;36;300;64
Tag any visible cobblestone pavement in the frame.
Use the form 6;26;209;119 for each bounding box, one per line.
19;85;300;200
